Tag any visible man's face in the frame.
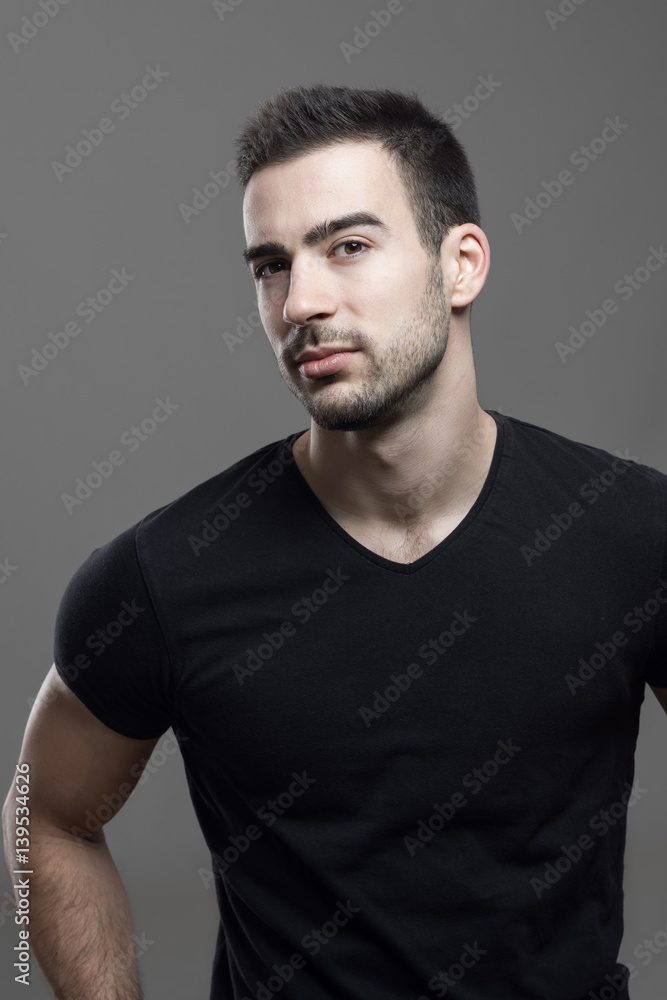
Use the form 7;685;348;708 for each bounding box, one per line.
242;141;451;432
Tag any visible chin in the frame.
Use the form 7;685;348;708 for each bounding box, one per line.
308;405;388;433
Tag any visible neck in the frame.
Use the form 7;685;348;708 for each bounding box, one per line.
292;331;497;530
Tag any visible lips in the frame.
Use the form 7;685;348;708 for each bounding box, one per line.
297;349;360;379
295;346;357;364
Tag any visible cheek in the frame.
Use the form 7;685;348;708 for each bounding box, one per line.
360;270;414;317
262;323;282;355
258;282;289;320
257;309;287;358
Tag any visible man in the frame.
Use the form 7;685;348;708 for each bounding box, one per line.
3;83;667;1000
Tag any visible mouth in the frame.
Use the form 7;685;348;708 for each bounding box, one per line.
295;345;357;364
295;348;360;380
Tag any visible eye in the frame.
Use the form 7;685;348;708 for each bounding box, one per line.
254;260;287;281
253;240;370;281
333;240;368;257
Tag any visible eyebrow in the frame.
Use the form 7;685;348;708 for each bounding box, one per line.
241;211;391;270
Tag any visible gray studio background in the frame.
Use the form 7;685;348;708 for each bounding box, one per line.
1;0;667;996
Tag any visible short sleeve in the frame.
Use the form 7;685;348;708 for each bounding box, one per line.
640;465;667;688
53;520;177;739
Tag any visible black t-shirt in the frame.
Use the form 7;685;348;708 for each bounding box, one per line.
53;409;667;1000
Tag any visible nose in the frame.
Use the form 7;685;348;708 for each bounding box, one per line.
282;258;337;327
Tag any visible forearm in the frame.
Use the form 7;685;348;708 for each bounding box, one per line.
3;819;144;1000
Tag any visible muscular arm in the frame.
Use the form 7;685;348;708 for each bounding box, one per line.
2;664;161;1000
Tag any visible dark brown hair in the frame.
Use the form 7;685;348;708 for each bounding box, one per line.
234;83;481;258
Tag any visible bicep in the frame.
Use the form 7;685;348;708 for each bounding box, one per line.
11;664;160;840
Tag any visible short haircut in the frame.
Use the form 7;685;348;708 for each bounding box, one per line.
234;83;481;259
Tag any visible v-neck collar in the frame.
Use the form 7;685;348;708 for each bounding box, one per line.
285;409;506;575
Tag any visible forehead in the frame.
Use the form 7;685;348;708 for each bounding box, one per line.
242;140;409;238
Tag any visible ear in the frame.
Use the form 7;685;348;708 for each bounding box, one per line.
445;224;490;309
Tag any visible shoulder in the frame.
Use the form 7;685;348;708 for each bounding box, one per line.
57;428;302;611
133;429;302;562
501;410;666;495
